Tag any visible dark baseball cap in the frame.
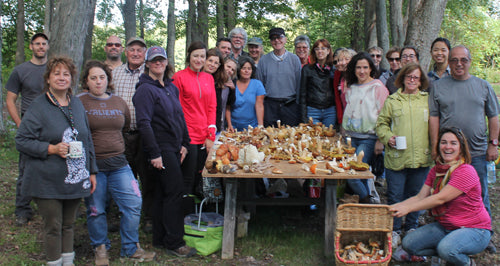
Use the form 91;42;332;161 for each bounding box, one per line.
31;33;48;43
126;37;147;47
269;28;286;39
146;46;167;61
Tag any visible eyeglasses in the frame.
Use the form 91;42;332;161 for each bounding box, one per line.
314;47;328;51
401;54;416;59
106;43;122;48
388;57;400;62
370;54;382;58
449;58;470;64
270;35;285;41
296;46;308;50
232;35;244;40
405;75;420;81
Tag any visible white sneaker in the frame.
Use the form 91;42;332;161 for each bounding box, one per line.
392;231;402;248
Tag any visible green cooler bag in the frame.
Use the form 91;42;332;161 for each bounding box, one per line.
184;212;224;256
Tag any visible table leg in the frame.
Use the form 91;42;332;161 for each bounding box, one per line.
324;179;337;257
222;178;237;259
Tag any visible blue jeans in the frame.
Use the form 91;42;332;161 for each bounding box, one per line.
386;167;429;231
403;222;491;265
346;138;375;199
85;165;142;257
470;156;490;216
306;106;337;127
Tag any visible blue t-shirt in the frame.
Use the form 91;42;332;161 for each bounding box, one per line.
231;79;266;130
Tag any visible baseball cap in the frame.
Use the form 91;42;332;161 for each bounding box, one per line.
146;46;167;61
247;37;263;46
126;36;147;47
31;33;48;43
269;28;286;39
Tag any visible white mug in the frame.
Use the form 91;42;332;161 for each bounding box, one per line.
68;141;83;158
395;136;407;150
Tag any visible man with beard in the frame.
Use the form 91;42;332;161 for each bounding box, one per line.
104;35;124;70
216;37;232;59
6;33;49;226
228;27;249;61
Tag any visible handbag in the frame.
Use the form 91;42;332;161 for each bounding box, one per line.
183;199;224;256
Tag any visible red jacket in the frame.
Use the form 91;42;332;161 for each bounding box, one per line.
173;67;217;144
333;70;344;124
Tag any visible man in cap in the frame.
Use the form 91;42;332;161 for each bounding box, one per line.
112;37;154;232
228;27;249;61
6;32;49;226
104;35;124;70
256;27;302;127
247;37;264;66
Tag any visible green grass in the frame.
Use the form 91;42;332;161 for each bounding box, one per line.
493;84;500;96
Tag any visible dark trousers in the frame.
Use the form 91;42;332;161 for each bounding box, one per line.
181;144;208;215
15;152;33;219
123;132;154;221
152;151;185;250
264;98;300;127
35;198;81;261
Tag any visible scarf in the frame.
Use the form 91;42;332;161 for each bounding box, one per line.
430;158;464;218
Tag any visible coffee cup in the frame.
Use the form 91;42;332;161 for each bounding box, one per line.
395;136;407;150
68;141;83;158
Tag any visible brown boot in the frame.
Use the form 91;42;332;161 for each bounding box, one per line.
166;245;197;258
95;244;109;266
129;243;156;262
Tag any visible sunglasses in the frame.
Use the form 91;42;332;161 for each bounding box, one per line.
388;57;400;62
370;54;382;58
106;43;122;48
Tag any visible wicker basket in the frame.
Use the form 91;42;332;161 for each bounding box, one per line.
335;204;393;266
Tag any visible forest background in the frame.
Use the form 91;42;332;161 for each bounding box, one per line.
1;0;500;132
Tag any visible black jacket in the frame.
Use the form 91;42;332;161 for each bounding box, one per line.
299;64;335;122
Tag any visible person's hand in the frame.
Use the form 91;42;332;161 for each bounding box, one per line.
180;146;188;163
387;136;397;148
374;139;384;155
204;139;214;154
48;142;70;158
151;156;164;170
389;203;410;218
226;124;235;133
431;146;438;161
89;174;97;194
225;80;235;90
487;144;499;161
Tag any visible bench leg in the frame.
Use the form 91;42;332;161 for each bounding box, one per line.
324;179;337;257
222;178;237;259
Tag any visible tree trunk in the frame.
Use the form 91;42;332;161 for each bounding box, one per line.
216;0;225;39
350;0;363;52
196;0;209;45
376;0;390;70
15;0;25;66
44;0;54;38
226;0;235;32
405;0;448;71
139;0;144;38
186;0;195;52
0;5;4;132
120;0;137;41
364;0;377;50
167;0;175;70
389;0;404;47
48;0;93;88
82;0;97;67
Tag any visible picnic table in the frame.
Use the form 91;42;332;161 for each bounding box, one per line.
202;163;374;259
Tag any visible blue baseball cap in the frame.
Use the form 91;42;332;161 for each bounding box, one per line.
146;46;167;61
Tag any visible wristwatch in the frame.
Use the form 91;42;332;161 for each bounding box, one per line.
489;139;499;146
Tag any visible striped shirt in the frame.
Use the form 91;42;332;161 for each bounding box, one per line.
112;63;145;130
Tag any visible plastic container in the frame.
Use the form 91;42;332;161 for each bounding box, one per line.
487;161;496;184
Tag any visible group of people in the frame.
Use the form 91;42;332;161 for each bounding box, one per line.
6;26;498;265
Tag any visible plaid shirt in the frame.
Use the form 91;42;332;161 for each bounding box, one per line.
112;63;145;130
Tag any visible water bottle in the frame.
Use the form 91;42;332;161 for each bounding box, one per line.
487;161;496;184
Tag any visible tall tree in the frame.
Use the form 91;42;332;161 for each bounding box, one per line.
405;0;448;71
44;0;54;38
389;0;405;47
139;0;144;38
350;0;363;51
120;0;137;41
376;0;390;70
0;4;4;132
15;0;25;65
167;0;175;70
364;0;377;50
226;0;235;32
48;0;93;82
185;0;195;52
216;0;225;39
195;0;209;45
83;0;97;65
